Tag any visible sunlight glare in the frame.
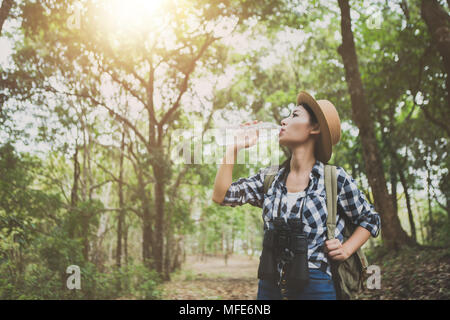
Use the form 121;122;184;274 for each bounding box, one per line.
100;0;166;36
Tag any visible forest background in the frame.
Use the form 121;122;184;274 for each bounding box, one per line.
0;0;448;299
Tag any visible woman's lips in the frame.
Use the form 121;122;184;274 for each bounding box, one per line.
279;128;286;136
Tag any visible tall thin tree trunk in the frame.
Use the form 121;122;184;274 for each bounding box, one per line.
337;0;416;249
223;229;228;266
69;145;80;239
231;225;235;254
384;128;417;242
154;179;165;273
398;168;417;242
142;191;153;268
421;0;450;101
116;131;125;269
390;164;398;215
359;171;374;205
123;217;129;266
152;151;166;274
81;212;90;262
164;204;173;281
80;123;91;261
417;203;426;244
426;147;434;241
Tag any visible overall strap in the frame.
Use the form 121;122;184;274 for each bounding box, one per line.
325;165;338;240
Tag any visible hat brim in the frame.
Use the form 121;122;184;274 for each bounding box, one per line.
297;91;332;163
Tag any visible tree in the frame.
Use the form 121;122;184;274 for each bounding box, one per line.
337;0;416;249
421;0;450;102
0;0;14;35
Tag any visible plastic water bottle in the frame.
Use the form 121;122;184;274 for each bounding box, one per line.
215;122;281;146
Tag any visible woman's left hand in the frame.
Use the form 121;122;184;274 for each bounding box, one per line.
324;239;351;262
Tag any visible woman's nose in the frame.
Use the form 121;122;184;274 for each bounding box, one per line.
281;118;287;127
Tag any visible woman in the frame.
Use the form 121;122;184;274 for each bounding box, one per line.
211;91;381;300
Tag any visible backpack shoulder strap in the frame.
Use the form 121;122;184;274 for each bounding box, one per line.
325;165;369;273
325;165;338;240
263;165;279;194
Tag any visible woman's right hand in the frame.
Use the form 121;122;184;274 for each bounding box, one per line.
233;120;261;151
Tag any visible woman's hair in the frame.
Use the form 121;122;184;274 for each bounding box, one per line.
299;103;318;125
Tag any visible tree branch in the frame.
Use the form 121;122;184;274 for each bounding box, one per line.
89;179;113;198
45;86;150;148
158;34;217;141
98;63;149;109
95;161;130;187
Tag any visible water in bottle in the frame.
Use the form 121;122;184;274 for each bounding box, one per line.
215;122;281;146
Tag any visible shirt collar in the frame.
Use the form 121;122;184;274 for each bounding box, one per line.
311;159;323;178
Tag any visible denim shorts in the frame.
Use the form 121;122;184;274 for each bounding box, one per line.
256;268;337;300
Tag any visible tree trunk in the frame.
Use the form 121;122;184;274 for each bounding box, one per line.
381;122;417;242
421;0;450;100
153;175;165;274
231;225;235;254
116;131;125;269
250;231;255;257
337;0;416;250
149;144;167;274
171;236;183;271
224;229;228;266
398;167;417;242
129;154;154;269
123;216;129;267
390;164;398;215
417;202;426;243
0;0;13;36
426;148;434;241
420;218;425;244
164;207;173;281
81;211;90;261
69;145;80;239
142;191;153;268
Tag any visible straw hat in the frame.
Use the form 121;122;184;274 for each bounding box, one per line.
296;91;341;163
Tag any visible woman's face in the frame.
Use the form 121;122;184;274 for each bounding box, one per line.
278;105;320;147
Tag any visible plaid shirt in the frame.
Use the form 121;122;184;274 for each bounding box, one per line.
220;159;381;277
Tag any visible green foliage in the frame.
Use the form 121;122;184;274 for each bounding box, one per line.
428;210;450;247
0;142;164;299
0;0;448;300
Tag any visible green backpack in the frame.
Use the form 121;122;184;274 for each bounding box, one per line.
262;164;368;300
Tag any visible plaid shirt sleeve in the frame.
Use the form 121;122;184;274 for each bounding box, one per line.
337;167;381;237
219;167;266;208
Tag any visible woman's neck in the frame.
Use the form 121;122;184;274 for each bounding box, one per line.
289;145;316;175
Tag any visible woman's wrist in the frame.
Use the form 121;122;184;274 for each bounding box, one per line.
224;145;239;164
341;242;354;258
342;226;371;257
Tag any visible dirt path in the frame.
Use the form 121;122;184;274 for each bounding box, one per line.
160;255;260;300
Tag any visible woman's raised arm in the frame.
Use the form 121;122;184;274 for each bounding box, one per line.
211;120;261;204
211;145;238;204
